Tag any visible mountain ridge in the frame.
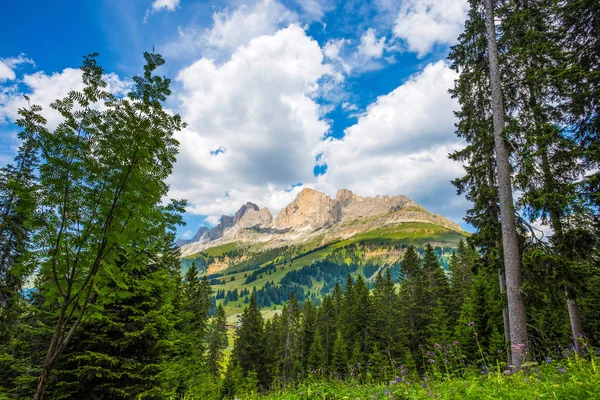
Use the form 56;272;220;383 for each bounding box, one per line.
178;188;462;256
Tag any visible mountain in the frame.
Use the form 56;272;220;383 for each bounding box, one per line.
178;188;462;258
178;188;467;320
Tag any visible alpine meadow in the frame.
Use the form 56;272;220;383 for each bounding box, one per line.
0;0;599;399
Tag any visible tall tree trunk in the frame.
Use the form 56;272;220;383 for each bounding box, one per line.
483;0;528;368
498;267;511;363
565;286;584;356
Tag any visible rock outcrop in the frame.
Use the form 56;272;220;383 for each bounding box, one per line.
177;188;463;254
234;202;273;229
274;188;333;229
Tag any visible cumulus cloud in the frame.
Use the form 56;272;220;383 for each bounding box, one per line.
144;0;180;22
0;55;35;82
152;0;180;12
393;0;468;57
358;28;386;59
169;24;334;221
315;61;466;222
323;29;391;77
163;0;297;60
0;68;130;129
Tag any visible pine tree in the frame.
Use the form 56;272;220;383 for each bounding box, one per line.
316;294;336;369
207;304;228;377
307;328;326;373
281;292;303;383
301;298;317;365
482;0;529;368
50;242;181;399
398;246;429;365
231;294;265;386
371;270;405;359
0;102;44;342
331;330;348;378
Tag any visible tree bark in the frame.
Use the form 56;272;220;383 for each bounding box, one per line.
483;0;528;369
566;286;585;356
498;267;511;363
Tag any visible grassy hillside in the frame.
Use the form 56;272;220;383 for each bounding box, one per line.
181;222;468;320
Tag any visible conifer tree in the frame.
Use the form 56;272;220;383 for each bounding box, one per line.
231;294;265;386
316;294;336;368
207;304;228;377
398;246;429;364
482;0;528;367
331;330;348;378
0;103;44;341
50;243;181;399
281;292;303;383
307;328;326;373
371;270;405;359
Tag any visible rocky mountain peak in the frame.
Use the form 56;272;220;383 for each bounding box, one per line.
274;188;333;229
178;188;462;252
234;202;273;229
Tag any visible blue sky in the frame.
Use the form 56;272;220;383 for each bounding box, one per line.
0;0;472;239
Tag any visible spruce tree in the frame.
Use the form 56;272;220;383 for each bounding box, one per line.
0;103;44;342
207;304;228;377
331;330;348;378
50;244;181;399
231;294;265;386
482;0;528;367
307;328;326;373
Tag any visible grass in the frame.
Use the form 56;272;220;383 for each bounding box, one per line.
242;352;599;399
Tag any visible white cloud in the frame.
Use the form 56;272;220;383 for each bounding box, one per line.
0;55;35;82
144;0;180;23
358;28;386;59
315;61;466;223
163;0;297;59
393;0;468;57
206;0;297;51
294;0;334;22
169;24;334;221
152;0;180;12
323;29;391;77
323;38;352;75
0;68;130;130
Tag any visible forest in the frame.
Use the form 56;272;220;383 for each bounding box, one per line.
0;0;599;398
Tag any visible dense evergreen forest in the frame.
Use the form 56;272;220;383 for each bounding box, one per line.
1;0;600;398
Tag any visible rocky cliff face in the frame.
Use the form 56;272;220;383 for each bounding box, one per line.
177;188;462;255
234;202;273;229
274;188;333;229
273;188;413;229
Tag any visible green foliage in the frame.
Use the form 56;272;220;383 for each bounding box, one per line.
249;354;600;399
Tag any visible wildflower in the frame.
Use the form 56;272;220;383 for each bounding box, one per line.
481;364;488;375
453;341;459;346
503;370;512;375
483;351;488;356
421;382;427;389
556;366;566;373
545;357;552;363
418;344;424;349
498;349;503;354
428;359;435;364
468;322;474;327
